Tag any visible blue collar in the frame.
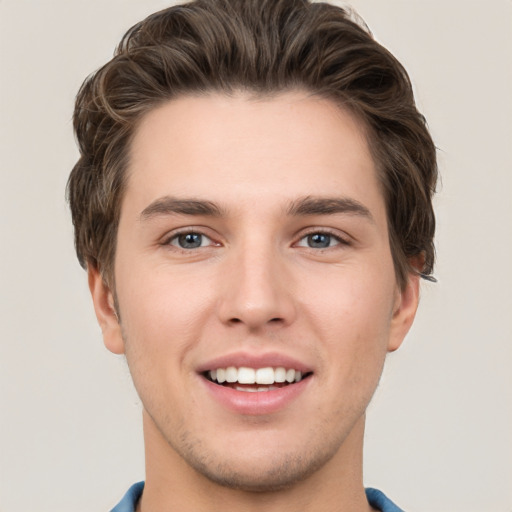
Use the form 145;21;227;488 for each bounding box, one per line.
111;482;405;512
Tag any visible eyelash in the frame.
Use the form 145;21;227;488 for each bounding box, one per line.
162;229;217;251
161;228;351;252
295;229;350;250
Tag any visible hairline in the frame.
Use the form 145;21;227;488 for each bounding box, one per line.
97;87;407;291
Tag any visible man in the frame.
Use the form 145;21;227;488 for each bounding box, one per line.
67;0;437;510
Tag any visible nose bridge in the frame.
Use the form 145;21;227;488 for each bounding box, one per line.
218;233;295;329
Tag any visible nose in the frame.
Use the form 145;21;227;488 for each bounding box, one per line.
217;241;297;331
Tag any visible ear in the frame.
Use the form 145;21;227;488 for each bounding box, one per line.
88;266;125;355
387;270;421;353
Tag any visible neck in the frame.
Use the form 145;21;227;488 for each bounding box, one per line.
138;411;373;512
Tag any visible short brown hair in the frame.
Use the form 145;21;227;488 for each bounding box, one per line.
67;0;437;289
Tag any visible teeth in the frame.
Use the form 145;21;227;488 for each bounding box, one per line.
255;367;274;384
208;366;306;385
285;369;295;383
235;385;279;392
274;367;286;383
225;366;237;383
238;367;256;384
235;386;258;392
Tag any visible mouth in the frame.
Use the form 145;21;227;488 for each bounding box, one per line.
203;366;313;392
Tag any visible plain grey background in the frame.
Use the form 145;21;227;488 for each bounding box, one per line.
1;1;511;510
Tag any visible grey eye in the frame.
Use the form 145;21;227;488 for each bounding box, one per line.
172;232;209;249
296;232;345;249
307;233;333;248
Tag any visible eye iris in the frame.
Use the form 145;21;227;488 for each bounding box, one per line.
178;233;202;248
308;233;330;248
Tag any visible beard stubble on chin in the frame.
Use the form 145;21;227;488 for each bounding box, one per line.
122;323;373;495
145;405;355;494
120;332;326;493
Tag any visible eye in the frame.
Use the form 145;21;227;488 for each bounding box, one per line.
169;232;213;249
296;232;345;249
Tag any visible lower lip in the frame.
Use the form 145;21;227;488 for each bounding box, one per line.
201;376;311;415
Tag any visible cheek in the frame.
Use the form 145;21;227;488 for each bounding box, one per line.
302;261;395;335
116;267;215;415
300;265;395;378
116;263;216;359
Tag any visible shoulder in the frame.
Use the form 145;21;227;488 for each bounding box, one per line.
110;481;144;512
365;488;405;512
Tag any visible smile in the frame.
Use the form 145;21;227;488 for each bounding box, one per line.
205;366;311;392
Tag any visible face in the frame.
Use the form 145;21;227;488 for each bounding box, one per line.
90;91;419;492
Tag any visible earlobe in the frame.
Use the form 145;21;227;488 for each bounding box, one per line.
387;272;421;352
88;266;125;355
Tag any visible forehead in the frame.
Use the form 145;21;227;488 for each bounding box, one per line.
124;91;385;222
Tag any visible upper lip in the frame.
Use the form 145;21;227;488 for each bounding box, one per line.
196;351;313;374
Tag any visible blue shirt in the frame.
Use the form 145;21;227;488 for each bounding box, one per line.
110;482;405;511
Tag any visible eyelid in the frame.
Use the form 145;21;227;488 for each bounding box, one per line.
170;233;213;248
294;228;351;248
158;226;351;251
160;227;220;249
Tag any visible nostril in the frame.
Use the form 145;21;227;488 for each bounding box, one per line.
228;316;283;326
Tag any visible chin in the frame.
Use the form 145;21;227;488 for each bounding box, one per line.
191;456;326;493
174;430;340;493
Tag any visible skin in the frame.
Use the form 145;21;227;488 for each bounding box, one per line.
89;91;420;512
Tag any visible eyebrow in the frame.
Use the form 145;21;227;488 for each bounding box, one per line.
140;197;224;220
286;196;374;222
139;195;373;222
